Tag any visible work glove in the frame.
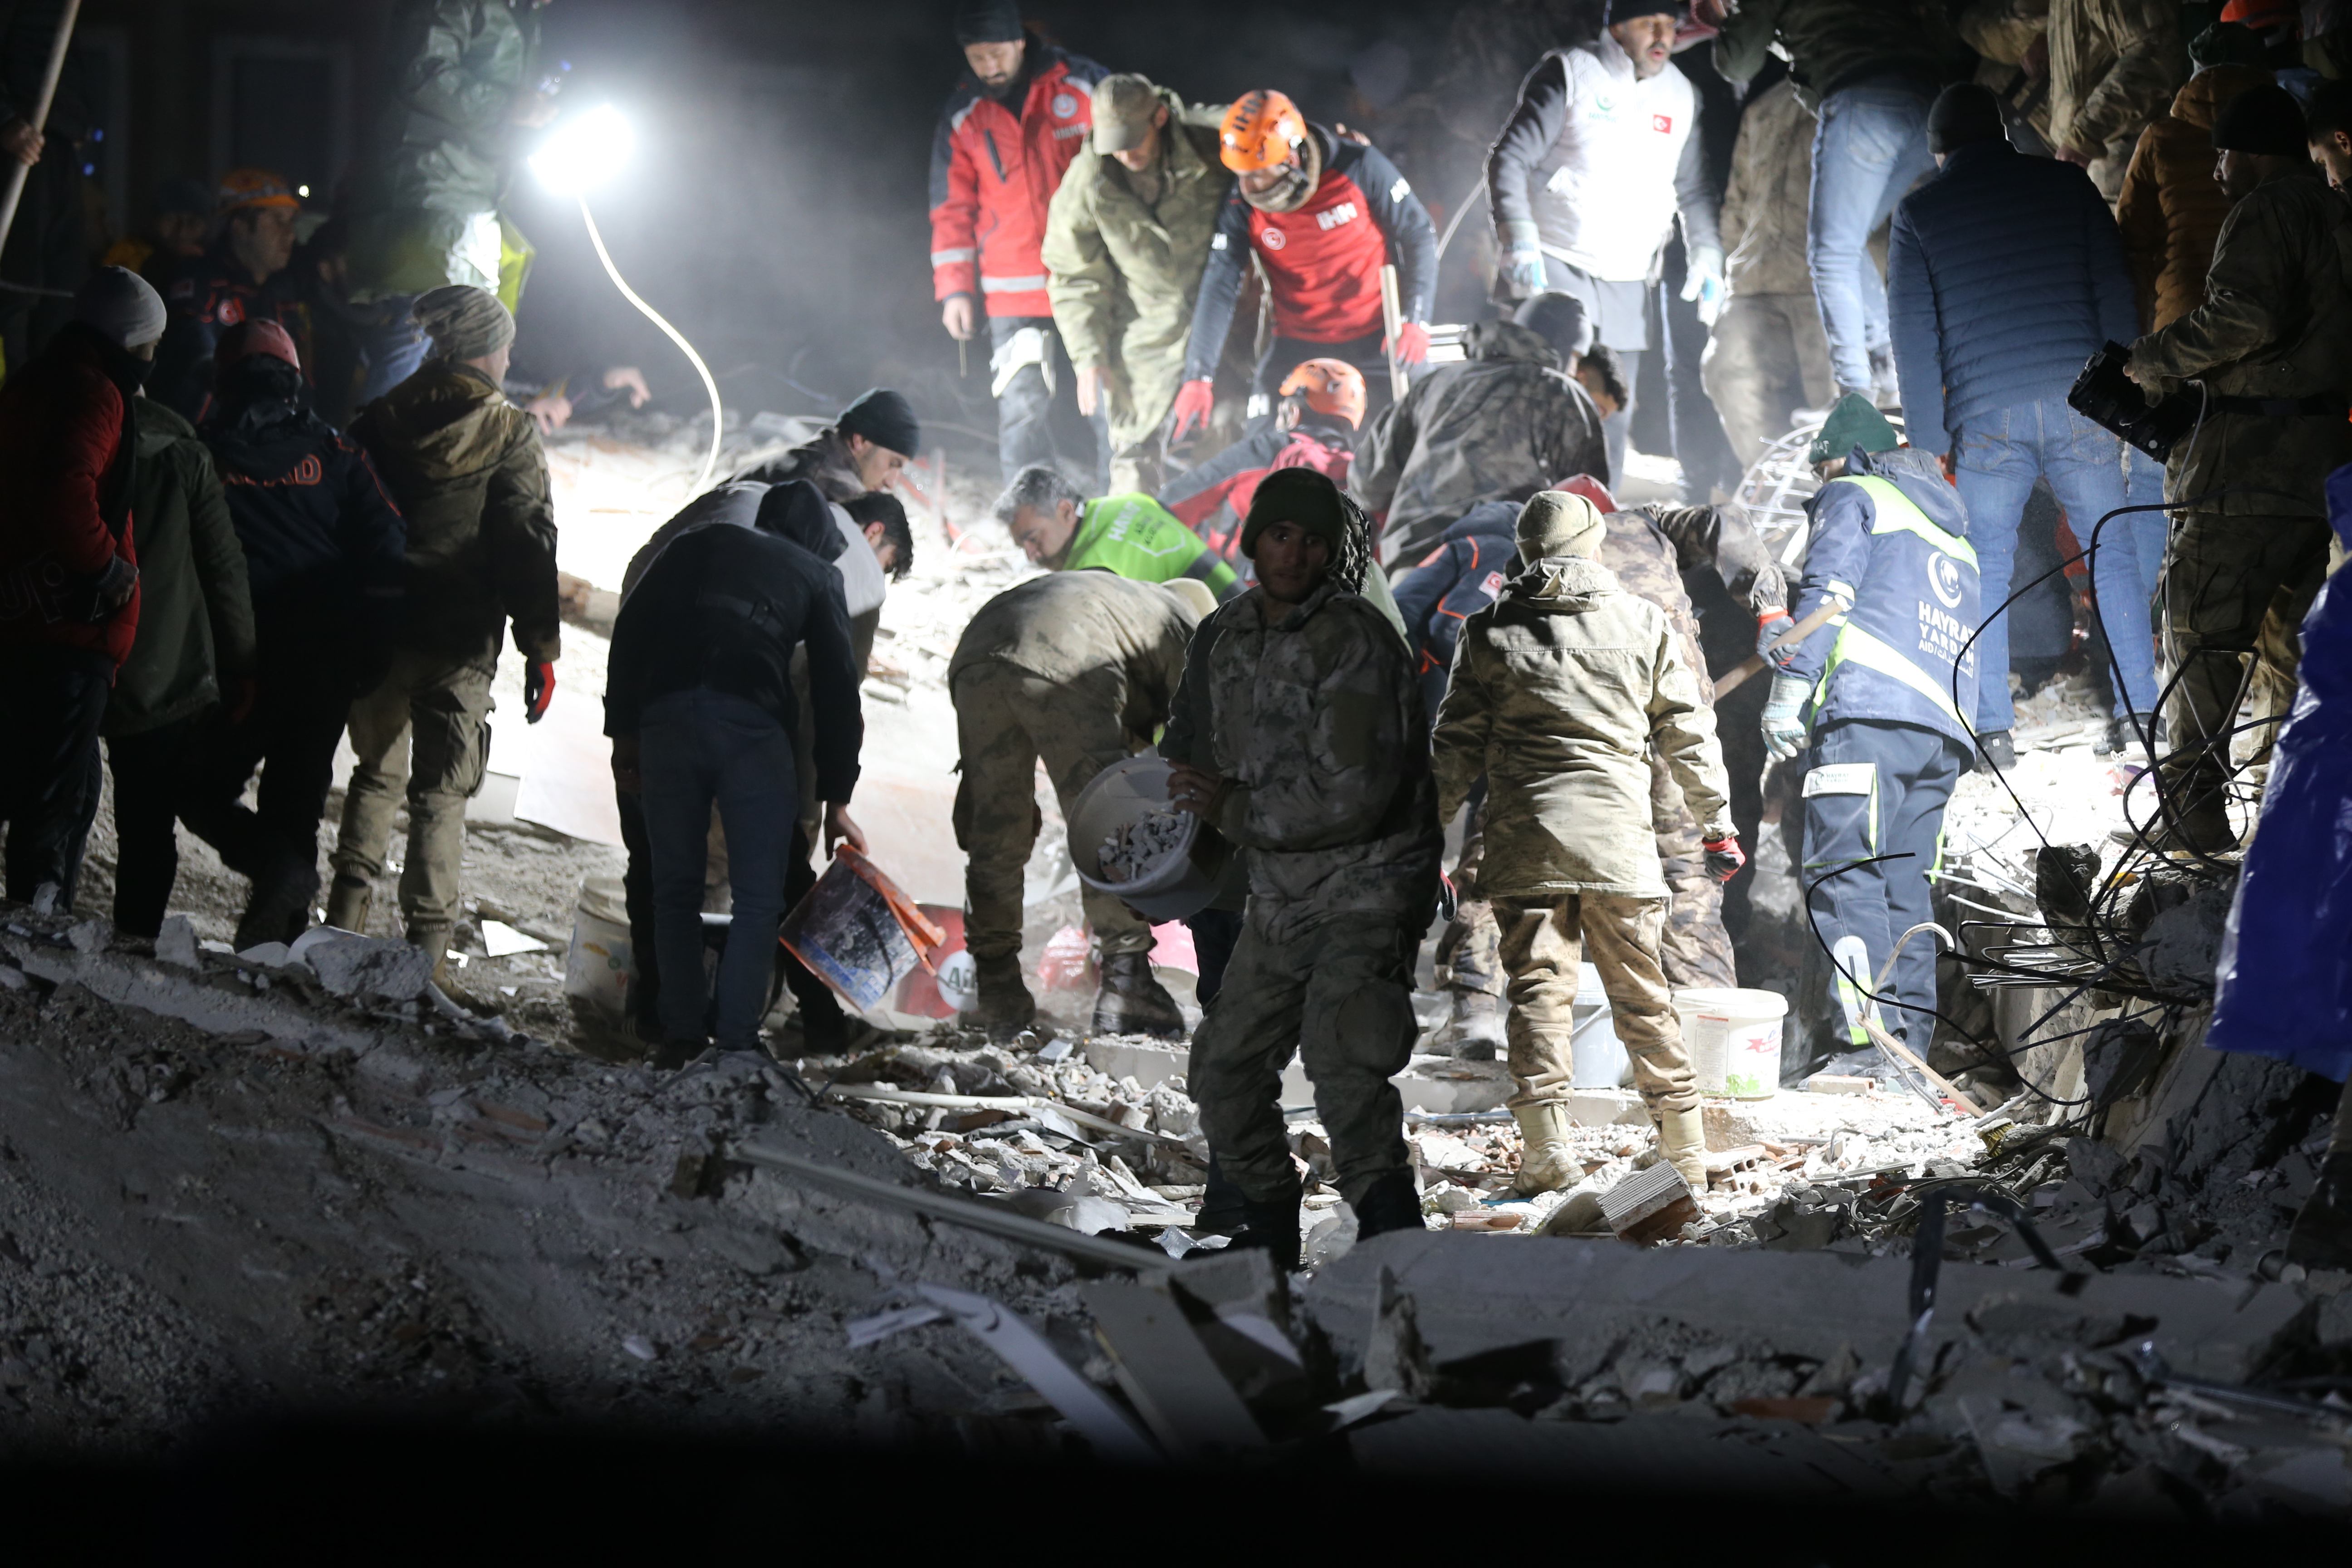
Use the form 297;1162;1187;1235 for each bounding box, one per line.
1388;320;1431;366
524;659;556;724
1494;220;1545;303
1168;378;1215;442
1679;242;1727;327
1761;672;1811;762
1702;833;1747;883
1755;608;1798;671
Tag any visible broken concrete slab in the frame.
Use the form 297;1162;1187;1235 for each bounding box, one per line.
1;931;380;1056
1082;1279;1264;1458
153;916;200;970
301;933;434;1004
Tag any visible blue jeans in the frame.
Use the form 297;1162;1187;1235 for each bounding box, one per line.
640;689;799;1049
1955;398;2140;730
1808;81;1936;393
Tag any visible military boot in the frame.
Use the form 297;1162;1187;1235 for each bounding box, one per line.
324;872;372;934
1230;1179;1303;1271
2286;1152;2352;1271
235;852;320;953
1511;1102;1581;1194
1655;1103;1710;1190
1351;1171;1426;1241
1092;951;1186;1038
1434;987;1504;1060
969;955;1037;1037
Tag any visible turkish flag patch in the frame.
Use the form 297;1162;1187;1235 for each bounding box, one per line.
1652;114;1673;134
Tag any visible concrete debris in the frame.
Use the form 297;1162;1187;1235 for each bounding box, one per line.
302;932;437;1004
1097;805;1189;884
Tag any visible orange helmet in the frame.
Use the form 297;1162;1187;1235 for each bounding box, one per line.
216;167;299;216
1220;90;1310;174
1278;358;1367;429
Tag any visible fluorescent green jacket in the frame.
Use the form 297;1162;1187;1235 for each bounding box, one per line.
1062;494;1238;596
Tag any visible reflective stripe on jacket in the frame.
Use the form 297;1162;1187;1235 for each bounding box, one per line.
928;38;1105;320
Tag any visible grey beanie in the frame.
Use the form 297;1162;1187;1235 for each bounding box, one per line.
413;284;516;361
1513;291;1594;363
1516;490;1606;563
74;266;168;349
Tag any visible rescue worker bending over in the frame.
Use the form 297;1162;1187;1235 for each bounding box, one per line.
1760;396;1980;1070
996;464;1238;596
1166;469;1441;1267
1159;358;1365;565
1432;491;1742;1195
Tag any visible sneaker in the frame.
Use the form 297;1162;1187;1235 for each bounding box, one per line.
1868;349;1903;412
1975;729;2016;774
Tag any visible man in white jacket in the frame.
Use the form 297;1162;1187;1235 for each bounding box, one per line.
1486;0;1725;480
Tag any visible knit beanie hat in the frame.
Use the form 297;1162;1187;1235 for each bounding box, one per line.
1240;466;1347;559
1927;83;2007;155
2212;83;2309;155
1513;291;1594;364
1807;392;1900;466
73;265;167;349
955;0;1024;44
1516;490;1605;564
837;387;921;456
1604;0;1683;21
413;284;515;361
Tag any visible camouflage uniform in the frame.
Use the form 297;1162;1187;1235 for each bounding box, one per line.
1432;552;1733;1120
1173;579;1441;1210
2131;167;2352;838
1352;319;1609;570
947;573;1196;968
2046;0;2187;201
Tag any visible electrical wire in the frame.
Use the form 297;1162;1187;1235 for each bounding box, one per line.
577;193;724;494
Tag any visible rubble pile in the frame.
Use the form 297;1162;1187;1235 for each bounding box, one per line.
1097;806;1190;884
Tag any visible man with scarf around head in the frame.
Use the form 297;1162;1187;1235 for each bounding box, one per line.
328;284;560;992
186;320;407;949
1160;468;1441;1267
0;269;163;908
1431;490;1740;1195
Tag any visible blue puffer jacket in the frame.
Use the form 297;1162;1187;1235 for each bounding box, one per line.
1392;500;1519;726
1888;140;2138;454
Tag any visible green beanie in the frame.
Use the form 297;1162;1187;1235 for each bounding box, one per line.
1240;467;1349;561
1807;393;1900;467
1515;490;1605;563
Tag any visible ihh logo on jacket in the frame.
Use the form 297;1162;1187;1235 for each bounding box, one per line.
1929;554;1964;610
1261;227;1287;251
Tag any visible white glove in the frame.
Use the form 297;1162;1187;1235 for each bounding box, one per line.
1495;220;1546;303
1761;672;1812;762
1679;242;1727;327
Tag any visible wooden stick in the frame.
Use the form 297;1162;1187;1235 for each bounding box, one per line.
1710;595;1850;696
1379;263;1408;403
0;0;82;260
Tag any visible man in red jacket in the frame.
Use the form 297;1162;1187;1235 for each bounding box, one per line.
930;0;1105;481
0;268;163;908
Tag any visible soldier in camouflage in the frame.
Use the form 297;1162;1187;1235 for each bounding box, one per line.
948;571;1200;1038
1164;468;1441;1268
1352;294;1621;570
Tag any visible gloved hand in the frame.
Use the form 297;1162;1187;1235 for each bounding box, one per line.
1755;608;1798;670
1702;833;1747;883
1168;378;1215;441
1494;220;1545;302
1388;320;1431;365
524;659;555;724
1679;242;1727;326
1761;672;1811;762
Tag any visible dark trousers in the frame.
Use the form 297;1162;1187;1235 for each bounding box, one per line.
988;314;1098;484
105;718;202;939
617;785;664;1037
0;647;115;906
1186;906;1245;1011
1798;719;1969;1060
640;689;797;1049
1657;238;1743;500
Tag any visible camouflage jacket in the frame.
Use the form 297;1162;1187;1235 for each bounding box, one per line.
1169;578;1441;936
1602;503;1788;700
1721;80;1817;299
949;572;1196;742
2134;167;2352;518
1352;319;1609;570
1433;554;1730;901
2047;0;2185;163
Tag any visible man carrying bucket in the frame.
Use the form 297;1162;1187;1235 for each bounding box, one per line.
1430;490;1744;1196
948;571;1202;1038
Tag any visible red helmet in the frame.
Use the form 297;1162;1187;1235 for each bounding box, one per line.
1220;89;1310;174
1551;473;1618;514
216;318;301;372
1277;358;1367;429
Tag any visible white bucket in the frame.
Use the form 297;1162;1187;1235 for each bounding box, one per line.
564;874;637;1023
1675;987;1789;1099
1570;963;1632;1090
1067;755;1225;922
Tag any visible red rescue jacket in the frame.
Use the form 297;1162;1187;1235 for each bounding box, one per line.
0;324;144;667
928;35;1104;321
1158;423;1355;562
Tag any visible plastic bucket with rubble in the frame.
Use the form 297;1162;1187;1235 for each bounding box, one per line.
780;845;947;1013
1068;755;1228;922
564;874;637;1041
1674;987;1789;1098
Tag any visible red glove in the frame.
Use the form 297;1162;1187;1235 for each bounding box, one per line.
1168;378;1215;441
1388;320;1431;365
524;660;555;724
1703;834;1747;883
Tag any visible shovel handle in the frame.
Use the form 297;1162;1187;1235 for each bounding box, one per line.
1710;596;1848;696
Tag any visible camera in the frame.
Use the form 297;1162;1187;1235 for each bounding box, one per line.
2068;341;2199;462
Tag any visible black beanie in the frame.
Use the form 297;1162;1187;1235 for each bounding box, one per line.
1240;467;1347;560
954;0;1024;44
1927;83;2006;155
2213;83;2310;156
1604;0;1683;21
837;387;921;456
1513;291;1594;363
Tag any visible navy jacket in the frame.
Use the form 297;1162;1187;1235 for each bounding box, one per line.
1888;140;2138;454
201;396;406;642
1392;500;1519;725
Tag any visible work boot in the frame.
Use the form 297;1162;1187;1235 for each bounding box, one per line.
2286;1152;2352;1271
1434;988;1504;1060
1194;1158;1247;1236
1092;951;1186;1038
1654;1103;1710;1190
968;955;1037;1037
324;872;372;934
1511;1102;1582;1194
234;852;320;953
1230;1182;1303;1271
431;957;503;1019
1974;729;2015;774
1351;1171;1426;1242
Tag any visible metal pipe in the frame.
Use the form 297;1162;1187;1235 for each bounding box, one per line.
0;0;82;262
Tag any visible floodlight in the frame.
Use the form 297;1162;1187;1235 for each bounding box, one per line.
529;103;635;196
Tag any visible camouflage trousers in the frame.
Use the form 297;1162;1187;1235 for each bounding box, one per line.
1493;893;1697;1120
2158;512;2332;830
951;661;1151;968
1189;904;1420;1208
